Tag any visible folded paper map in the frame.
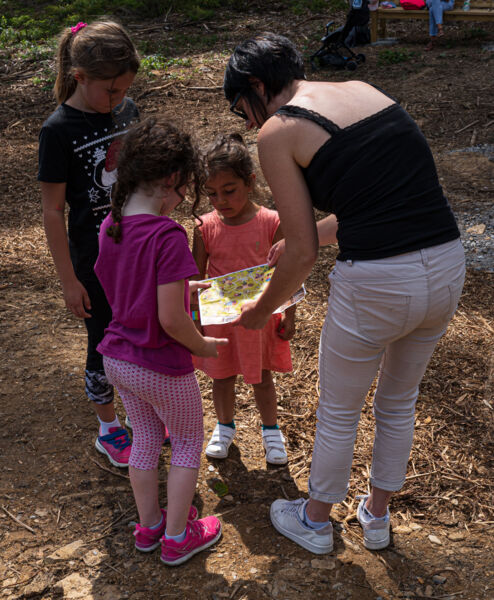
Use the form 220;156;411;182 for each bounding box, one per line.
197;264;306;326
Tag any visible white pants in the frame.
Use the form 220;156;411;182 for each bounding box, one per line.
309;238;465;503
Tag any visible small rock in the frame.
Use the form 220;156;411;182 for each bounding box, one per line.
223;494;234;502
447;530;466;541
428;534;442;545
34;508;49;518
342;538;361;552
46;540;85;562
54;573;92;599
311;558;336;570
409;523;422;531
425;585;434;596
23;573;52;597
83;548;108;567
432;575;447;584
208;465;215;472
250;567;258;574
393;525;412;534
467;223;486;235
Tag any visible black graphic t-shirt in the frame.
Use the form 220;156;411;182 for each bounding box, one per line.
38;98;139;268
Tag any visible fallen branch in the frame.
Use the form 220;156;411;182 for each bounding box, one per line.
87;455;130;480
1;505;35;534
405;470;438;480
454;120;479;134
135;81;175;101
0;572;38;590
181;85;222;91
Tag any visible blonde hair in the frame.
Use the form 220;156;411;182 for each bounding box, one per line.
54;20;140;104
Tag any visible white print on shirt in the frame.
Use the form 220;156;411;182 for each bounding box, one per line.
73;126;129;233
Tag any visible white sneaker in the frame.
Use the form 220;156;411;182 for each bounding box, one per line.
357;495;390;550
125;416;132;429
270;498;333;554
262;428;288;465
205;424;236;459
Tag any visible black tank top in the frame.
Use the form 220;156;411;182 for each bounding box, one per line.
274;103;460;261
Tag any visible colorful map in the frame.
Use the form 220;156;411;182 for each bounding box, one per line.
198;263;306;325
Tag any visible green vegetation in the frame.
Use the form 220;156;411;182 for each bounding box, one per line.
377;48;418;66
0;0;345;88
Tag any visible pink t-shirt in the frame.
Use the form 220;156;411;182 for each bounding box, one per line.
95;214;198;376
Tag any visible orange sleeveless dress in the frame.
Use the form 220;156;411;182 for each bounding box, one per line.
193;207;293;384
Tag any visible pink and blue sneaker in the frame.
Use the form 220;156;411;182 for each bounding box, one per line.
95;427;132;468
134;506;199;552
161;516;222;566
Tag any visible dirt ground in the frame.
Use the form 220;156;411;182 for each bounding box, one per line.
1;7;493;600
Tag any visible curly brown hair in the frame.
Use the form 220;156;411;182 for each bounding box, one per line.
106;117;204;243
204;133;255;186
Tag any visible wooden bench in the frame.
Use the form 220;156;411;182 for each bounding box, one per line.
370;0;494;42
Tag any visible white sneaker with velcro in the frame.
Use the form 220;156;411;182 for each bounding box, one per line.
205;424;236;459
262;428;288;465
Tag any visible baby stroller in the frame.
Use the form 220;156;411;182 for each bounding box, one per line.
310;0;369;71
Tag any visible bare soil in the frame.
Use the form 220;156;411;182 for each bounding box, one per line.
0;8;493;600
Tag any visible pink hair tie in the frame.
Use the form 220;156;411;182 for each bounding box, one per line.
71;22;87;35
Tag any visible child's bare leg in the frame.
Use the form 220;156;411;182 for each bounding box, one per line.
253;370;277;425
206;376;237;458
129;465;161;527
212;375;237;423
94;402;117;423
255;370;288;465
165;465;199;535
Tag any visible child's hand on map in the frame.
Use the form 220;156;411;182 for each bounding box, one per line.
189;280;211;299
267;239;285;266
277;308;296;341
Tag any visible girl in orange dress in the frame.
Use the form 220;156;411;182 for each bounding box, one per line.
192;134;295;465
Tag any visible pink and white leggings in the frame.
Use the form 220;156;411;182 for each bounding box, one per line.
103;357;203;471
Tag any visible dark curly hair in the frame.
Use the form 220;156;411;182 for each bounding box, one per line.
204;133;255;187
224;32;305;124
107;117;204;243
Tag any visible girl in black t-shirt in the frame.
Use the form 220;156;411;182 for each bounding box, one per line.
38;20;140;468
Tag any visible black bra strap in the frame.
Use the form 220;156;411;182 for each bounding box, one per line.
274;105;341;135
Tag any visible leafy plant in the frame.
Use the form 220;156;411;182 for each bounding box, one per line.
378;48;418;65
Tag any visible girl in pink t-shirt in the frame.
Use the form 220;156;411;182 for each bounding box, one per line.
95;118;227;566
192;134;295;466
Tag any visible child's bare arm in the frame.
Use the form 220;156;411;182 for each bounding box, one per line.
192;225;208;280
41;182;91;318
191;225;208;331
158;280;227;357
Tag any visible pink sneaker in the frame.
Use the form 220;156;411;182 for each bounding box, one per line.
134;506;199;552
160;516;222;566
95;427;132;468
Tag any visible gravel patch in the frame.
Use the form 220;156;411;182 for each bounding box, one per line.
455;209;493;273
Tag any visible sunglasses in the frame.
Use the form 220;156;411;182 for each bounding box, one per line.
229;92;248;120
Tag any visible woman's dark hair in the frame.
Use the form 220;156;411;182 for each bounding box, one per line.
205;133;255;187
224;32;305;123
107;117;204;243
